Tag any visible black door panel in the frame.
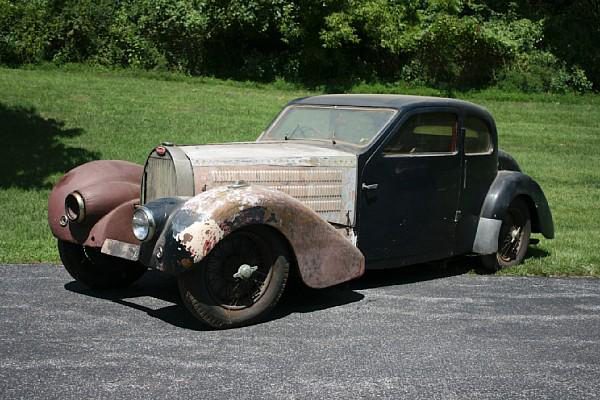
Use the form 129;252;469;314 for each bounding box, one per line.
357;109;462;266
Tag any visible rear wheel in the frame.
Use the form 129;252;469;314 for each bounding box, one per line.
480;198;531;272
58;240;147;290
178;226;290;329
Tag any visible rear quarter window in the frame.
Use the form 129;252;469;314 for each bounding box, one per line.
464;116;492;154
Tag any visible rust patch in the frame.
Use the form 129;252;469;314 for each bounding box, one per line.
180;258;193;268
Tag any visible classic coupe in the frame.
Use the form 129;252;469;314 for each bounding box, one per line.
48;94;554;328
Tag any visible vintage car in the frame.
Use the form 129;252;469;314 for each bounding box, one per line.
48;94;554;328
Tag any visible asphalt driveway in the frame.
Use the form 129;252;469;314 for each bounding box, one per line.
1;263;599;399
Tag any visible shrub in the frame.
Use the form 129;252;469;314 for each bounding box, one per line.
0;0;50;65
414;14;514;88
0;0;596;91
495;51;593;93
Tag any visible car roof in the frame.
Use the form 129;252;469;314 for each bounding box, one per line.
289;94;492;120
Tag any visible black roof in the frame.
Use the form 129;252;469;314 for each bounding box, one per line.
290;94;492;120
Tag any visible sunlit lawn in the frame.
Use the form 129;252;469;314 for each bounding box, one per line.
0;66;598;276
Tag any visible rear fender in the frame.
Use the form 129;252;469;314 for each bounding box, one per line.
48;160;143;247
473;170;554;254
497;149;522;172
154;185;365;289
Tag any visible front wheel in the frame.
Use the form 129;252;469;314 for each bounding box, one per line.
58;240;147;290
480;198;531;272
178;226;290;329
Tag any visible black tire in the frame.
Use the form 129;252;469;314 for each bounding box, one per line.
58;240;147;290
480;198;531;272
178;226;290;329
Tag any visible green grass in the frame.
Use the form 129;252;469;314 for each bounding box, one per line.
0;66;599;277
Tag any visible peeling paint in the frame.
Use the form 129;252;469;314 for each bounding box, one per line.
181;142;357;168
193;165;357;226
174;218;224;263
158;184;364;288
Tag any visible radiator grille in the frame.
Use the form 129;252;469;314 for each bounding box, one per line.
143;154;177;204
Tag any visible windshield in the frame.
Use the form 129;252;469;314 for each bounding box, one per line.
262;105;397;146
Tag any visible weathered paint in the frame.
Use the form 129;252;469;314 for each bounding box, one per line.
86;198;141;247
194;165;357;226
47;160;143;247
143;143;358;226
174;218;224;262
153;185;365;289
180;142;357;167
178;142;358;226
143;146;194;204
101;238;140;261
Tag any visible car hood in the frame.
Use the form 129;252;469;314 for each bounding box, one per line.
178;141;357;168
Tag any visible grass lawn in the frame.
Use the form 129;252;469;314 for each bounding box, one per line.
0;66;599;276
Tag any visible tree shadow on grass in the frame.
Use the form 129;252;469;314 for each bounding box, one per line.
0;103;99;189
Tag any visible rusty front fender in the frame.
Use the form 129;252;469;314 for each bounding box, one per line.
153;185;365;289
48;160;143;247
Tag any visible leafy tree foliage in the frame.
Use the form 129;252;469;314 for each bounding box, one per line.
0;0;595;91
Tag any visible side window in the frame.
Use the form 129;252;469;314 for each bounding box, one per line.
383;112;457;155
464;116;492;154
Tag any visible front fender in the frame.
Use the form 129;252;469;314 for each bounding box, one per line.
48;160;143;247
480;171;554;239
151;185;365;289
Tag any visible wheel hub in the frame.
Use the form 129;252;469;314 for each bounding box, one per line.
511;227;521;242
233;264;258;280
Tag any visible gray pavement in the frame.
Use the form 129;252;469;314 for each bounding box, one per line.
0;263;599;399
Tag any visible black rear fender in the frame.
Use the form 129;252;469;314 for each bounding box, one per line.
480;171;554;239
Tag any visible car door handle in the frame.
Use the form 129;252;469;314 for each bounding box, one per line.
362;183;379;191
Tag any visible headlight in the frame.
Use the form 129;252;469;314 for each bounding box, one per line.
65;191;85;223
132;207;156;242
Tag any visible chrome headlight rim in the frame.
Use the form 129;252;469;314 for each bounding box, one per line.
65;191;86;223
132;207;156;242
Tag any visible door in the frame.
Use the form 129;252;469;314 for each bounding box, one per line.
454;114;497;254
358;110;462;266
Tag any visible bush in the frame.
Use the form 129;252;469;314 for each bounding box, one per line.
0;0;50;65
495;51;593;93
550;65;593;94
0;0;596;91
414;14;514;88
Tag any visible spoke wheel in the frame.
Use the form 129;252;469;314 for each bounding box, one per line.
480;198;531;272
205;231;273;310
58;240;147;290
178;226;290;329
